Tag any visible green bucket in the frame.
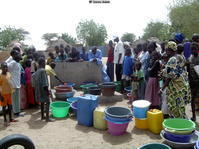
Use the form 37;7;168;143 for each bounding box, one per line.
80;84;98;94
138;143;171;149
163;118;196;131
50;101;70;118
114;81;121;92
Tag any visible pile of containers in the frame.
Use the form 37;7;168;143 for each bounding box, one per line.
54;84;75;100
162;118;196;143
104;106;133;136
132;100;151;130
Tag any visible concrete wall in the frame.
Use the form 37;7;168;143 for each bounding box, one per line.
50;62;102;87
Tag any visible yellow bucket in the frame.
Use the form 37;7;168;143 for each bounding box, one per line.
147;109;164;134
135;118;148;130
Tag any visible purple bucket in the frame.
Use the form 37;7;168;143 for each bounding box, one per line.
106;120;130;136
70;101;77;116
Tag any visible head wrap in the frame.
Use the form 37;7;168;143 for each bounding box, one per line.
167;41;177;51
174;33;185;43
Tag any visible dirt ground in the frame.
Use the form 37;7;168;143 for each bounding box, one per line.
0;90;198;149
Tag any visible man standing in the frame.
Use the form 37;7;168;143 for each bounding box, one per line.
7;49;22;116
114;37;125;81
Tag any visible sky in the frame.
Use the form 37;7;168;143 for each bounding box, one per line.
0;0;172;50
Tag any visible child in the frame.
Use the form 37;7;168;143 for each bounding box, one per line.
32;57;54;122
145;51;161;109
131;61;145;101
121;48;134;92
25;59;35;106
0;62;17;126
188;42;199;121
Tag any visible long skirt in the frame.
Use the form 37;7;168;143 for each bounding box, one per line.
20;85;28;109
145;77;160;106
26;83;35;105
12;88;21;114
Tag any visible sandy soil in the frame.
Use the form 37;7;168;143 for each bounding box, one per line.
0;90;198;149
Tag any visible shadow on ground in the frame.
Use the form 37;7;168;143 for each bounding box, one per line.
26;109;47;129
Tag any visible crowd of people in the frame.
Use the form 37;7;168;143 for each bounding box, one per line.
106;34;199;121
0;33;199;127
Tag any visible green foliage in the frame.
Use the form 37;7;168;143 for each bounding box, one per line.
76;20;107;46
42;33;59;46
121;33;136;43
61;33;77;45
142;21;172;41
0;26;29;49
169;0;199;38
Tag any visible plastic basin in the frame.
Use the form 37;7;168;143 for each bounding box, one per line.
54;85;72;93
65;82;76;87
105;119;130;136
105;106;133;119
164;130;193;143
70;101;77;116
50;101;70;118
132;100;151;119
67;97;79;103
160;130;199;149
80;84;98;94
164;128;194;135
124;86;132;93
163;118;196;131
88;86;101;95
55;91;75;99
138;143;171;149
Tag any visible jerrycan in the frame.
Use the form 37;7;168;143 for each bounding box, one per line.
93;106;107;130
147;109;164;134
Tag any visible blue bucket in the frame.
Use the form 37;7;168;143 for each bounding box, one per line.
124;86;132;93
67;97;79;103
132;100;151;119
105;115;132;122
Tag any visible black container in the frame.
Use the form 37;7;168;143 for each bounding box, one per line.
88;86;101;95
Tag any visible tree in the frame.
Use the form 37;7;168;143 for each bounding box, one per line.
61;33;77;45
169;0;199;38
42;33;59;46
0;26;29;49
76;20;107;46
121;33;136;43
142;21;172;41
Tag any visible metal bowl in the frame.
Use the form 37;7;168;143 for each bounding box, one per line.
160;130;199;149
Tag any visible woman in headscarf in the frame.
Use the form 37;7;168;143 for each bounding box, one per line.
160;41;191;118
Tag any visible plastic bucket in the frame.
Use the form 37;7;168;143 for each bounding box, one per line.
164;130;194;143
163;118;196;131
135;118;148;130
138;143;171;149
132;100;151;119
80;84;98;94
70;101;77;116
106;119;130;136
104;107;133;119
50;101;70;118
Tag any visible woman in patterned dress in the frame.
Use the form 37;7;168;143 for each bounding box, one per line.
159;41;191;118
